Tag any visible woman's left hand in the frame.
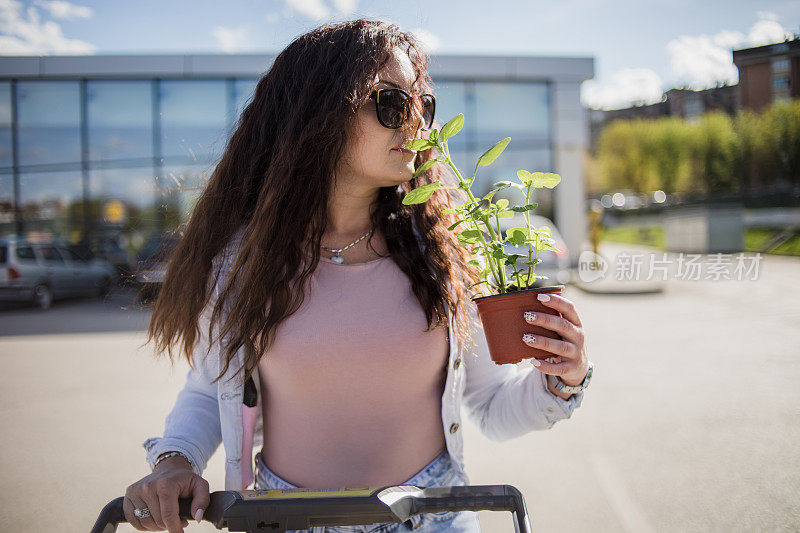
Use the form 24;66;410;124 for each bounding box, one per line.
522;292;589;386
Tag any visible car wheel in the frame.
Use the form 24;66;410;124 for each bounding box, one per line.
97;276;111;298
32;284;53;310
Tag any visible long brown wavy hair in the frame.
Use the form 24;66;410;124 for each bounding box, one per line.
146;18;482;386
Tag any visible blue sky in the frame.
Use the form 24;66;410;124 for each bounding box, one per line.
0;0;798;109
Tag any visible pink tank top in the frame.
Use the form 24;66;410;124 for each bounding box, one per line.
255;251;449;488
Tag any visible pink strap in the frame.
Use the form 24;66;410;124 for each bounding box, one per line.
241;404;258;489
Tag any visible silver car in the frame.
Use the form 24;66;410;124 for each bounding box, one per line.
476;214;571;289
0;235;116;310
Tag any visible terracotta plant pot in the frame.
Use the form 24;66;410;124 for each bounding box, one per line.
473;284;565;365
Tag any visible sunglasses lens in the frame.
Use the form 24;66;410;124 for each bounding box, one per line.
376;89;436;129
377;89;407;128
421;95;435;130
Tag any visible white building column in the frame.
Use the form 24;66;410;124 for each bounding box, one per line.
552;81;589;267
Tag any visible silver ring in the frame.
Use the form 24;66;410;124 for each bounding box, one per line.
134;507;151;519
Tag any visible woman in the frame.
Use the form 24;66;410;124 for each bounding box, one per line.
125;18;591;533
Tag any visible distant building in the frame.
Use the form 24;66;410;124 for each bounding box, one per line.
733;37;800;113
588;84;737;152
0;52;594;267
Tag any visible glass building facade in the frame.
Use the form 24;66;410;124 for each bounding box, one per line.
0;53;592;263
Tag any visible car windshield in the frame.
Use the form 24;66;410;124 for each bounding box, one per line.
138;235;179;262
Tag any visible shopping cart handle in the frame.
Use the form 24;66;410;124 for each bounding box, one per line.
91;483;531;533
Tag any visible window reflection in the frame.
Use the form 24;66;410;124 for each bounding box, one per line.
0;173;12;235
429;80;468;150
19;171;84;242
17;81;81;166
233;79;257;128
160;80;227;166
474;82;549;147
0;82;11;169
88;166;160;260
87;81;153;161
159;163;212;230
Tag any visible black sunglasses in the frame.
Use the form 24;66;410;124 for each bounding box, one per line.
368;87;436;131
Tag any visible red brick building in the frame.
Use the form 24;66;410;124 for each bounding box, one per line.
733;37;800;113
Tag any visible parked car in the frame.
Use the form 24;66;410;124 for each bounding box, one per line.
477;214;571;289
0;235;117;310
134;231;181;302
94;238;133;281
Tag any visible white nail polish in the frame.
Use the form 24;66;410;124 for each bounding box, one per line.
195;508;204;523
537;294;551;302
523;333;536;343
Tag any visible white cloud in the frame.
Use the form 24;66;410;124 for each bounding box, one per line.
212;25;254;53
581;68;664;110
755;11;778;22
408;27;440;54
330;0;358;15
285;0;330;20
283;0;360;20
0;0;95;55
666;12;792;89
32;0;92;20
582;12;794;109
747;17;791;47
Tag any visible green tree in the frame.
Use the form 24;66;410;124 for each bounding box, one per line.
597;119;650;192
763;99;800;191
687;111;738;195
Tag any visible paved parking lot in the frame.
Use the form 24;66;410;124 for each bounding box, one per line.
1;244;798;532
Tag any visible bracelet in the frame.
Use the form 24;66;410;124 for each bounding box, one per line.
153;451;190;471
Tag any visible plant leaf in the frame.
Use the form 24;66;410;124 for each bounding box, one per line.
429;129;439;143
495;198;509;210
529;172;562;188
447;218;466;231
496;210;515;219
440;114;464;143
404;138;434;151
505;227;529;245
477;137;511;167
509;203;538;212
516;169;533;186
457;229;483;245
412;158;441;179
402;181;441;205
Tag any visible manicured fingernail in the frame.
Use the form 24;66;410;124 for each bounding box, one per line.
524;311;536;321
537;294;551;302
531;358;541;367
523;333;536;344
195;509;204;523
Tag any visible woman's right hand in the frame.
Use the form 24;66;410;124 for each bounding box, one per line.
123;455;211;533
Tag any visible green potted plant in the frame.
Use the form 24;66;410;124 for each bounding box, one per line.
402;113;565;365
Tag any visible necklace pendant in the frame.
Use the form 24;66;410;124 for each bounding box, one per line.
331;255;345;264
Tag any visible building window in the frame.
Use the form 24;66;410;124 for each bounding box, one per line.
772;76;790;91
772;58;790;73
0;82;10;169
87;80;154;162
159;80;227;166
16;81;81;167
473;81;550;148
18;170;84;242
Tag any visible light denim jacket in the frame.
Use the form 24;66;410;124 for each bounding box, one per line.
143;225;584;490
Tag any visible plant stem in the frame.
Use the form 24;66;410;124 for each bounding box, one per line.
438;141;504;293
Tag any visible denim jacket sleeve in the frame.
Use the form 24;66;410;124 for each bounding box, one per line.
141;274;224;476
460;297;584;442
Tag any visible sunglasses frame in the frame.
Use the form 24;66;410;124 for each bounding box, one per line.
367;87;436;131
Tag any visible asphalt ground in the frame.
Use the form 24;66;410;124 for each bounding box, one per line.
1;243;798;532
